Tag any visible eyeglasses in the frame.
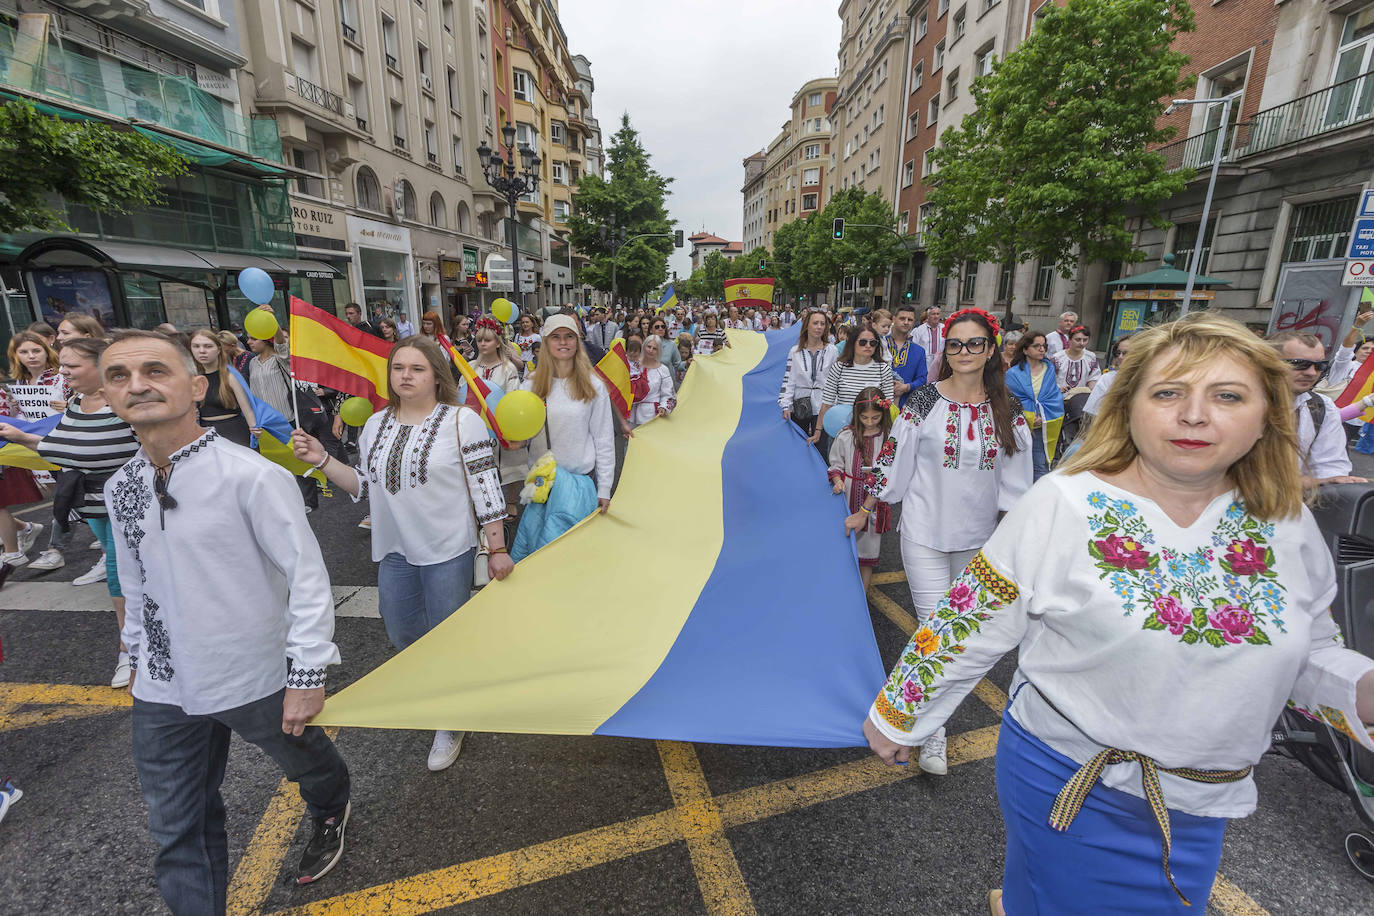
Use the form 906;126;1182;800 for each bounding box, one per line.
153;464;177;530
944;337;991;354
855;338;879;348
1285;358;1330;373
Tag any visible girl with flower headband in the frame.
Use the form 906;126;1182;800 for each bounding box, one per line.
827;386;893;591
846;306;1032;775
473;317;529;512
1051;325;1102;394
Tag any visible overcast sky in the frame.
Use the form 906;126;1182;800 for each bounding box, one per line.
558;0;840;282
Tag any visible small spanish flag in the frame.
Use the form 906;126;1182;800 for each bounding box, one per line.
1337;355;1374;423
438;331;512;447
289;297;391;408
724;278;775;311
594;338;633;419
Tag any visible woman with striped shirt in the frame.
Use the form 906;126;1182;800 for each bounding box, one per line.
0;338;140;687
813;320;895;447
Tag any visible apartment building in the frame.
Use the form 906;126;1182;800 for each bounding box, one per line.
832;0;912;307
742;152;767;253
688;232;741;270
748;78;836;253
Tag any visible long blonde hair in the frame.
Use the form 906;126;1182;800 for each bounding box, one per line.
1058;313;1301;521
473;324;521;373
529;335;598;402
189;328;237;411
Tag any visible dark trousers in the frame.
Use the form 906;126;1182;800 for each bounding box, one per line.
132;689;349;916
296;407;346;509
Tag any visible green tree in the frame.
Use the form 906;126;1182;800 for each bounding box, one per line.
797;188;906;300
682;250;733;301
567;114;675;304
923;0;1195;311
0;101;189;234
771;218;812;299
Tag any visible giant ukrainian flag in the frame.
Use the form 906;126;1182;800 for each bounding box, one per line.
316;329;885;747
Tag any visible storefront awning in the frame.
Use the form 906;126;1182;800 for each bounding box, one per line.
17;238;342;278
273;258;344;276
130;126;287;178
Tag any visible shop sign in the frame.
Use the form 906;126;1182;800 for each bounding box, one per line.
291;201;347;241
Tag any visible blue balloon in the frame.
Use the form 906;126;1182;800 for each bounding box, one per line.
822;404;852;438
237;267;275;306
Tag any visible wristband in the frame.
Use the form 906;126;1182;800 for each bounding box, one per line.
489;547;509;555
860;505;873;514
311;455;331;473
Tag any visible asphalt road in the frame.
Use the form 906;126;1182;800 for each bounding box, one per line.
1;439;1373;915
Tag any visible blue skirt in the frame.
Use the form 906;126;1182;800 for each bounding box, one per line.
997;710;1227;915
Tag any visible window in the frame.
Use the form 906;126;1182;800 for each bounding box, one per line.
1034;260;1054;301
429;191;447;228
390;101;406;149
424;122;439;164
1196;56;1248;164
382;15;399;71
457;200;471;233
348;78;368;131
1284;196;1359;261
923;146;937;176
802;167;820;185
802;192;818;210
396;179;418;220
947;68;959;102
339;0;360;43
515;122;537;148
291;39;317;83
512;69;533;102
418;43;431;80
554;199;570;222
1172;220;1217;273
552;161;567;184
934;275;948;303
804;143;821;159
902;159;915;187
938;0;949;16
899;211;910;234
918;202;934;230
1329;8;1374;127
356;166;382;210
934;40;945;72
983;0;1000;11
550;121;566;144
997;264;1012;302
808;91;823;107
292;148;324;198
975;45;996;78
961;261;977;300
916;10;928;40
442;0;454;32
912;60;924;91
928;93;940;125
953;7;966;41
447;67;460;111
451;136;464;176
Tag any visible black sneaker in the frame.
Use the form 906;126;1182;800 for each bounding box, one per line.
295;801;349;885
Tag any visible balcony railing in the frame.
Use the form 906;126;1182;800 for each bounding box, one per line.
293;74;344;116
1157;68;1374;172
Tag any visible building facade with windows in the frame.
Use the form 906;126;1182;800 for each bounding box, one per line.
741;151;767;253
752;77;836;253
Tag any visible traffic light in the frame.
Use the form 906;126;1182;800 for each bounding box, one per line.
904;286;914;300
758;259;767;271
673;229;684;248
832;218;845;240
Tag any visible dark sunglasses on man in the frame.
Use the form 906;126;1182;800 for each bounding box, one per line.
1284;357;1330;373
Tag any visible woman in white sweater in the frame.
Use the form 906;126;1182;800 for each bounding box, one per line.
631;335;676;428
779;309;839;442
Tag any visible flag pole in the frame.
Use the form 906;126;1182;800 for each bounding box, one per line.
285;301;301;428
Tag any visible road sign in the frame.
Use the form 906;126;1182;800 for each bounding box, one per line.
1342;259;1374;287
1347;218;1374;259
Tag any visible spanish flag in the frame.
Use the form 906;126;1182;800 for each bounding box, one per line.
594;338;633;419
1337;355;1374;423
437;331;512;448
657;283;678;314
288;297;391;408
724;277;775;311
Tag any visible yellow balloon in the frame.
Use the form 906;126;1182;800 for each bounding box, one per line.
243;309;279;340
890;403;899;421
491;298;514;324
493;389;546;441
339;396;375;428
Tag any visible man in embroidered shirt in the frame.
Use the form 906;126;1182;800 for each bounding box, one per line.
1269;330;1367;487
887;304;928;408
102;330;351;910
909;306;944;375
1045;310;1078;357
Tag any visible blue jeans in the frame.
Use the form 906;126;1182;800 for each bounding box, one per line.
131;689;349;916
1032;433;1049;482
376;549;476;650
85;516;121;598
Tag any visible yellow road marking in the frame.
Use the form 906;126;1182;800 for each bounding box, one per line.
871;570;906;585
657;741;755;915
227;727;339;916
0;682;131;731
1210;874;1271;915
867;588;921;636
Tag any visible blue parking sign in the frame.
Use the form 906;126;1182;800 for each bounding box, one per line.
1350;218;1374;259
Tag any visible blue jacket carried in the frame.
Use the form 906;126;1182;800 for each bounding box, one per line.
1005;359;1065;463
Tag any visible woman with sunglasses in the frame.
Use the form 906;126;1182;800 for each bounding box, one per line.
649;316;686;382
845;308;1031;775
1006;331;1065;481
814;321;894;449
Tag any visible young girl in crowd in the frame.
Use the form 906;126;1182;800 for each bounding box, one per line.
828;387;893;592
515;314;542;365
472;318;529;510
631;336;676;429
7;331;69;420
1051;325;1101;392
675;334;694;385
294;336;513;772
1005;331;1064;481
846;308;1032;776
189;329;257;447
378;318;401;344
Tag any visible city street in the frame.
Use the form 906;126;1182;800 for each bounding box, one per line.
3;452;1374;916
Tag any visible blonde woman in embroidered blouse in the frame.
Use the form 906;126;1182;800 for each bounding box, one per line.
292;336;511;772
863;314;1374;915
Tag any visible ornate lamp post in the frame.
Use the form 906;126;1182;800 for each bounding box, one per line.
477;122;540;308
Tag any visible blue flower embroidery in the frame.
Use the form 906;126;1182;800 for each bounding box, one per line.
1167;558;1188;578
1108;572;1134;599
1226;502;1245;520
1115;500;1138;518
1088;492;1107;509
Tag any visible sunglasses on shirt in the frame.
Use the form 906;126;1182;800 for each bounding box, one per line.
1284;358;1330;373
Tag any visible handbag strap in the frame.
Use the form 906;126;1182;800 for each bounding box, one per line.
452;405;489;550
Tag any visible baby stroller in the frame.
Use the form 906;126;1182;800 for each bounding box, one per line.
1272;482;1374;879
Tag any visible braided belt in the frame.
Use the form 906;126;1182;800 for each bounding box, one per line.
1047;748;1251;906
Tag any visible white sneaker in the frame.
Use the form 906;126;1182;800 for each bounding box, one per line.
16;521;42;555
111;653;131;689
73;557;107;586
0;780;22;825
28;548;64;571
0;551;28;568
918;727;948;776
426;729;465;771
357;515;371;530
88;540;102;551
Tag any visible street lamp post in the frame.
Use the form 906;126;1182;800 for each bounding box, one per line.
1167;94;1237;316
477;122;541;311
598;218;627;307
